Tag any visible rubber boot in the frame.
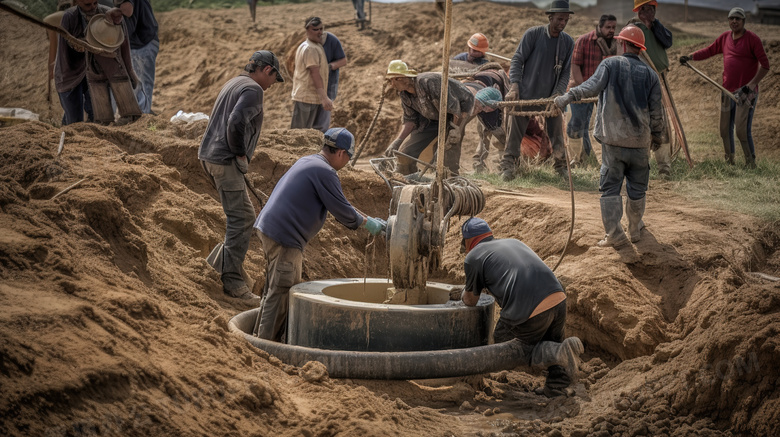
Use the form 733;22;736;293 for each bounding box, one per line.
530;337;584;382
725;153;735;165
500;158;516;181
598;196;629;248
567;137;584;168
625;197;646;243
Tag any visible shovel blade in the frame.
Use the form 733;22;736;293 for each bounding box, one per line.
206;242;224;274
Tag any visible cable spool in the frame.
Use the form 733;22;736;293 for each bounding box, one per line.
441;176;484;218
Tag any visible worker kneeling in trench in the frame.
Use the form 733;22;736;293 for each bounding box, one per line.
460;217;584;397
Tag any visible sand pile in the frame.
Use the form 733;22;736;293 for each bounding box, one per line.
1;2;780;436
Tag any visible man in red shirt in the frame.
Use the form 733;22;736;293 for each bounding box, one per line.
681;7;770;168
566;14;617;167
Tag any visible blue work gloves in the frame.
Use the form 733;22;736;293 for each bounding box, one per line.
364;217;386;236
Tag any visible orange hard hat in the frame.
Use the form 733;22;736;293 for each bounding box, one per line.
467;33;489;53
633;0;657;12
616;25;646;51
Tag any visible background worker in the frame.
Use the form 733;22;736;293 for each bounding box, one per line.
502;0;575;180
460;217;584;398
253;128;385;342
352;0;366;29
44;0;71;104
383;60;474;176
565;14;617;167
198;50;284;300
291;16;332;131
313;29;347;132
680;7;769;168
84;11;142;125
453;33;490;66
555;26;665;247
462;67;511;173
55;0;108;125
629;0;673;178
114;0;159;115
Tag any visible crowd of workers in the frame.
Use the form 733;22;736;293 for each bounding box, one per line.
39;0;771;399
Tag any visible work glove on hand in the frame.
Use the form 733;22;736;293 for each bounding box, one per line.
505;83;519;102
679;55;691;65
554;93;574;109
384;139;403;157
363;217;386;236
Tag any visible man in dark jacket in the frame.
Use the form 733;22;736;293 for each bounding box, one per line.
198;50;283;300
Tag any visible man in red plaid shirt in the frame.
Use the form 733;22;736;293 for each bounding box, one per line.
565;14;617;167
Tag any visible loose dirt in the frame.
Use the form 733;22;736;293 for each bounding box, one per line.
1;2;779;436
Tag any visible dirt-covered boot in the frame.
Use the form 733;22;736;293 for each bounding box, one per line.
745;155;757;169
725;153;735;165
530;337;584;382
499;158;516;181
598;196;629;248
625;196;646;243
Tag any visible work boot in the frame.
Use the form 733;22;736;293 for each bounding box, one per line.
598;196;629;248
725;153;736;165
567;137;584;168
745;155;757;169
224;284;261;302
530;337;584;382
499;159;516;181
625;197;646;243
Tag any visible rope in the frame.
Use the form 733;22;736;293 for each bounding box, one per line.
350;80;388;165
552;111;575;273
499;97;598;118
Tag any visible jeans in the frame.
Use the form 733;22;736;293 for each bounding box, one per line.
313;77;338;132
352;0;366;20
720;90;757;159
58;77;93;125
566;101;594;155
201;160;256;291
131;39;159;114
599;144;649;200
255;231;303;342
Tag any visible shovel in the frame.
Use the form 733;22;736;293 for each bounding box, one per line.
681;60;738;103
206;242;254;288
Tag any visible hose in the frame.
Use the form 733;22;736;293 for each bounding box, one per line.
229;308;526;380
350;80;388;166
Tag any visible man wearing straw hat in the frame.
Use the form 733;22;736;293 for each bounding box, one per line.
501;0;575;181
554;26;665;248
84;10;142;124
54;0;111;125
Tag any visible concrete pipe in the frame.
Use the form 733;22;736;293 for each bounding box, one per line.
229;307;528;380
287;279;494;352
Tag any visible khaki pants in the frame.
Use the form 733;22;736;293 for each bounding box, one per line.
255;231;304;342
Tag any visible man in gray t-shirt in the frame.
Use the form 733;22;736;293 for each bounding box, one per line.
460;217;583;397
502;1;575;180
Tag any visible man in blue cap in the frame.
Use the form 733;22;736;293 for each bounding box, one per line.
460;217;583;397
199;50;284;301
253;128;385;342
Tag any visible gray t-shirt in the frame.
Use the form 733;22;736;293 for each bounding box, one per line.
464;238;563;324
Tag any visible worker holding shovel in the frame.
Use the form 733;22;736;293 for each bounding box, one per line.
680;7;770;168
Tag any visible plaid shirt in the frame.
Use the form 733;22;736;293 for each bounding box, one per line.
572;30;605;81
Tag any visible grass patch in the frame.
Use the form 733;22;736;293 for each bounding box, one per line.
470;161;601;193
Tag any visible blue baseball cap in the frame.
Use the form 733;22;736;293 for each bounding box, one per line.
324;128;355;158
461;217;492;240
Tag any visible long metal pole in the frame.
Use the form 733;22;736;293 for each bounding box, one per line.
435;0;453;198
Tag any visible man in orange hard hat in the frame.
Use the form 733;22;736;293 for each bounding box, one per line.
554;26;665;248
628;0;673;178
453;33;490;66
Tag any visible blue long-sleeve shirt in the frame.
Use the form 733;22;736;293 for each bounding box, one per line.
254;154;362;250
568;53;666;149
509;25;574;99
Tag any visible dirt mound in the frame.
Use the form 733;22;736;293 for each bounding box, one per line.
1;2;780;436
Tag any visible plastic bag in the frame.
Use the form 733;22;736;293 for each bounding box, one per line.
170;110;209;124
